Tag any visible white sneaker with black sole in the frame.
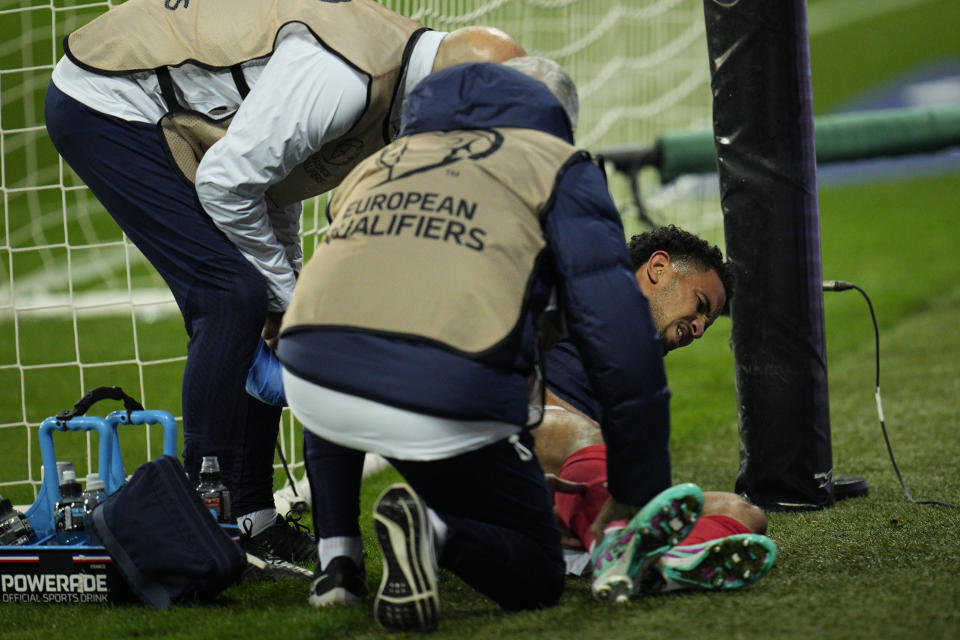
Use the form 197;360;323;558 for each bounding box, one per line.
372;484;439;632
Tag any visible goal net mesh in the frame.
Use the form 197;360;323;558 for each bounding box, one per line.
0;0;719;505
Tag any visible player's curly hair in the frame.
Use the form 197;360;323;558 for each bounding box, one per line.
628;225;734;315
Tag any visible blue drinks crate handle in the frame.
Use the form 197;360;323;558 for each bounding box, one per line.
105;410;178;490
25;415;116;536
21;386;179;538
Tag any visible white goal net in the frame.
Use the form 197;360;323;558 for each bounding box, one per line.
0;0;719;507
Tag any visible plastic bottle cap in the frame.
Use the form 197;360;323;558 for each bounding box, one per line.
55;461;75;485
86;473;105;491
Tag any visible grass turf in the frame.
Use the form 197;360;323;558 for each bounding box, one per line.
4;172;959;640
808;0;960;113
4;0;960;636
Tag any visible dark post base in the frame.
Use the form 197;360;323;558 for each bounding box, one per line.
833;475;869;500
746;474;868;511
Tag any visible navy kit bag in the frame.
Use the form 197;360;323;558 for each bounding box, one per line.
89;455;246;608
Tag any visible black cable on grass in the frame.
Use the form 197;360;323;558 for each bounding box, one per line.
824;280;960;509
276;442;300;497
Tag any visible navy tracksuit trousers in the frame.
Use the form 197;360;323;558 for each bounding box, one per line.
44;82;281;515
305;430;566;611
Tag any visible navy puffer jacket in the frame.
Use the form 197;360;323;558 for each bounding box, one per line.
279;63;671;507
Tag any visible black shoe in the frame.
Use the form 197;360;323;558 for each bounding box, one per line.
239;513;318;565
372;484;439;632
308;556;369;607
240;548;314;582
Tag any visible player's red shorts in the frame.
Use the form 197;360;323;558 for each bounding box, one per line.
554;444;749;549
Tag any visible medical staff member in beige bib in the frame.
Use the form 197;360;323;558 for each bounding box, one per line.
278;57;676;630
45;0;523;578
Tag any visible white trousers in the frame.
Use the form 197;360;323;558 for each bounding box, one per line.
283;368;521;461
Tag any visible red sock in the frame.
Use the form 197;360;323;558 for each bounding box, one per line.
554;445;752;549
680;514;750;545
554;444;608;549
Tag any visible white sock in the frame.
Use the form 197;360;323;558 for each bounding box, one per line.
318;536;364;569
237;508;278;538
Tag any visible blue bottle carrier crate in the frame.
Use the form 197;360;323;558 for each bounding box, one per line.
1;389;192;604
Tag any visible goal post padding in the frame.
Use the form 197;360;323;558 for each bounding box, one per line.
703;0;833;510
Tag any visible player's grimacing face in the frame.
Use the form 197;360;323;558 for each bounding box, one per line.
646;267;726;353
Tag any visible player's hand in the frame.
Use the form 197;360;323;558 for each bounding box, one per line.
544;473;588;495
558;520;584;550
589;496;639;542
262;311;284;351
544;474;588;550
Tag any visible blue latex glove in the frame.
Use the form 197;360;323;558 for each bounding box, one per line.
245;338;287;406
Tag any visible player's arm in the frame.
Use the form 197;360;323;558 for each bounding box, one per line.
194;30;367;312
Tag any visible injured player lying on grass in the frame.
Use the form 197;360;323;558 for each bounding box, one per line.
532;225;777;600
533;395;778;599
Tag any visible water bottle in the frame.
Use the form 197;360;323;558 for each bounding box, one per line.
54;469;86;545
55;460;74;486
82;473;106;545
196;456;232;522
0;494;38;546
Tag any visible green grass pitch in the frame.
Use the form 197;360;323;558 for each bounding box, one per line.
3;0;960;638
